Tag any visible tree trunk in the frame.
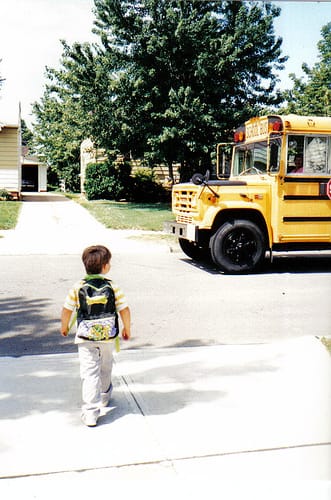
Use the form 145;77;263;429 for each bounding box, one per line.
166;156;174;181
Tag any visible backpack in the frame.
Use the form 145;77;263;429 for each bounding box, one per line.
76;275;119;341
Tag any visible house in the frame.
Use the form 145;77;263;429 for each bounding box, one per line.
0;122;21;198
80;138;179;194
0;121;47;197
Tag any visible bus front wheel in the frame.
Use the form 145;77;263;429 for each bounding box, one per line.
210;220;266;273
178;238;209;261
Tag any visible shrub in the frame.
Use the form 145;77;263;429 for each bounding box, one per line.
84;160;132;200
59;164;81;192
0;189;13;201
130;167;169;203
84;160;169;203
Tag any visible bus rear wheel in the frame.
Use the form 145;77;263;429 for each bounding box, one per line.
210;220;266;273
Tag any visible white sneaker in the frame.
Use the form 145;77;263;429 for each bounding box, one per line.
81;413;98;427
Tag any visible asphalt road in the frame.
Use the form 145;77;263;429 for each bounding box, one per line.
0;251;330;356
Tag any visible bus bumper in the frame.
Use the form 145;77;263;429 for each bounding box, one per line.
164;221;198;242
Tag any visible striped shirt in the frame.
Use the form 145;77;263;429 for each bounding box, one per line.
63;277;128;313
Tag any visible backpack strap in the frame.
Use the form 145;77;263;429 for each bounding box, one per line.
83;274;110;281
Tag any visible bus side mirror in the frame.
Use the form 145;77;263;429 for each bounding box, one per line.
191;173;205;185
191;170;210;185
191;170;219;198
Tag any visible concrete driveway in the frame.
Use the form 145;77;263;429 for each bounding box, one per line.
0;192;172;255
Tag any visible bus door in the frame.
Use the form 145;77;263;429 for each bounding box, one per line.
278;134;331;244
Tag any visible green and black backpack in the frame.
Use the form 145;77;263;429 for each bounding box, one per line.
76;275;119;341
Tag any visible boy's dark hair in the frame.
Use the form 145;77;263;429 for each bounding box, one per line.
82;245;111;274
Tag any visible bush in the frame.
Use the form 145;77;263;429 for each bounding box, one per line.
0;189;13;201
84;160;132;200
59;164;81;192
130;167;169;203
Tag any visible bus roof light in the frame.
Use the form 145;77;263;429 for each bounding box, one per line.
234;130;245;142
272;120;283;132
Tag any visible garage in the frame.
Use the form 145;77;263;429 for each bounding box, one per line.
22;165;38;191
21;156;47;192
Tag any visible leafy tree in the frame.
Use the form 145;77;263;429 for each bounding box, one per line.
32;40;124;190
32;65;87;190
282;22;331;116
90;0;286;180
33;0;286;187
21;119;34;148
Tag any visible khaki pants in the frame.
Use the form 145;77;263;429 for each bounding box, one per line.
78;342;114;420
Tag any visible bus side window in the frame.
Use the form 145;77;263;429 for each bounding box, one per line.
287;136;304;174
233;147;245;175
288;154;304;174
305;137;328;174
245;149;253;170
253;142;268;172
269;140;280;172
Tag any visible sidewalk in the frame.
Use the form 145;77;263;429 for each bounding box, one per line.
0;339;330;480
0;194;330;492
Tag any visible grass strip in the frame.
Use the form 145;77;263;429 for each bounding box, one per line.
78;199;174;231
0;201;22;230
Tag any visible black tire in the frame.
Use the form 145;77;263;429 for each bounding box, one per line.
178;238;209;261
210;220;266;273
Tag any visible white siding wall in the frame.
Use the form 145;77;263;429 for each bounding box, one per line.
0;126;20;192
0;169;19;190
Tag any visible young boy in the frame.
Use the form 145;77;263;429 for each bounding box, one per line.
61;245;131;427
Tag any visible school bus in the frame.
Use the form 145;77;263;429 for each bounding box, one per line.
164;114;331;273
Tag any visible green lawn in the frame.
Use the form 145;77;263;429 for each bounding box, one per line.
0;202;22;230
0;196;174;232
79;199;174;231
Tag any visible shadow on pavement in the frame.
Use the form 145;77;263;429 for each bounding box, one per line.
0;346;279;422
180;255;331;275
266;255;331;274
21;193;70;202
0;296;76;357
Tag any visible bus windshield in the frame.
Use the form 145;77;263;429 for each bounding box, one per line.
233;141;268;176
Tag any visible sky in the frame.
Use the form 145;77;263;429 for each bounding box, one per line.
0;0;330;126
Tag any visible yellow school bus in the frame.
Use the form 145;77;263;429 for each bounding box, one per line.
164;114;331;273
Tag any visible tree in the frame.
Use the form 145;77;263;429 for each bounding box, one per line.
21;119;34;148
91;0;286;179
33;0;286;186
32;40;123;190
32;64;87;190
282;22;331;116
